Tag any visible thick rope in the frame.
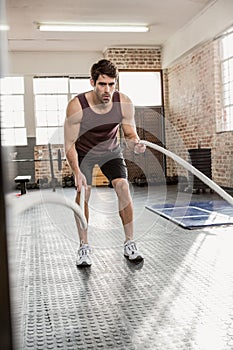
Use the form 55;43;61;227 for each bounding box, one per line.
9;191;87;230
140;140;233;206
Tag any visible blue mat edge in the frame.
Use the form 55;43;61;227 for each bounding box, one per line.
145;201;233;230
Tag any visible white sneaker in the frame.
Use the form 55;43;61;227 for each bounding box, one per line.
124;240;144;261
76;244;92;266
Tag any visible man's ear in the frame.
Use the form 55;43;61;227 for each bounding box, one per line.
90;78;95;87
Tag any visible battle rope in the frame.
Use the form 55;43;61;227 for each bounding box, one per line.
140;140;233;206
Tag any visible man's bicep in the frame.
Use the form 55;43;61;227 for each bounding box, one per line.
64;101;82;152
64;118;82;158
121;106;139;142
64;118;79;144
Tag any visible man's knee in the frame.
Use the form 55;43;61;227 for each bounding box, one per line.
112;179;130;197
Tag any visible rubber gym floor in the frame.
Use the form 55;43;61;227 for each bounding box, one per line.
7;184;233;350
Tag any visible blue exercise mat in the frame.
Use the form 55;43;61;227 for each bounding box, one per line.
145;200;233;229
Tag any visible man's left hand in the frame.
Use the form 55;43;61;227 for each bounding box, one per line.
134;142;146;154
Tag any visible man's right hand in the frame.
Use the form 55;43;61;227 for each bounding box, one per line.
75;171;87;192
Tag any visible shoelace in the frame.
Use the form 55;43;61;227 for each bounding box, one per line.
127;241;137;252
79;247;90;256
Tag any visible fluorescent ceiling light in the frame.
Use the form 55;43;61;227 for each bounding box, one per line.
38;23;149;33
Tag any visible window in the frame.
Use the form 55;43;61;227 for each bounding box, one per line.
70;77;91;99
0;77;27;146
33;76;90;145
33;77;68;145
220;26;233;131
118;71;162;106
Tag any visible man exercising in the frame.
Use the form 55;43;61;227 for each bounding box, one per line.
64;59;146;266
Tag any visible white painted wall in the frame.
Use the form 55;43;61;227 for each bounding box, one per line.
8;51;103;76
162;0;233;68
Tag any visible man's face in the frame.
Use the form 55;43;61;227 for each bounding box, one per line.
91;74;116;104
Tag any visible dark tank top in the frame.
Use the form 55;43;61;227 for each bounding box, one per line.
75;91;123;155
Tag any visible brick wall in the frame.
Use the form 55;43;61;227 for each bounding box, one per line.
164;40;233;188
104;47;161;69
214;133;233;187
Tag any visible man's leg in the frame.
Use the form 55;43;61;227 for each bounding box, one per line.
111;178;134;242
112;178;144;261
75;185;91;245
75;185;92;266
75;152;94;245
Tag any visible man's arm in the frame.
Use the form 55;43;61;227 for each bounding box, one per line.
120;93;146;154
64;98;87;191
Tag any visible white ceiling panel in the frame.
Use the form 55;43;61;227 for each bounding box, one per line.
6;0;214;52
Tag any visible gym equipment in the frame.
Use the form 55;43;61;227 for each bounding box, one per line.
12;145;64;170
48;143;58;192
12;143;65;191
14;175;31;195
140;140;233;206
187;148;212;193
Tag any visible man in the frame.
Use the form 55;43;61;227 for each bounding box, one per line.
64;59;146;266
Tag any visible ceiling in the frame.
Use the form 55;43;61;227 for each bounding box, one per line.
6;0;214;52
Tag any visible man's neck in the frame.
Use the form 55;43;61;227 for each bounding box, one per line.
89;91;113;112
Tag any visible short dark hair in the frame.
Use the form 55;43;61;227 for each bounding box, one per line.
90;59;118;84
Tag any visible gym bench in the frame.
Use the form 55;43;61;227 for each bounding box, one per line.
14;175;31;195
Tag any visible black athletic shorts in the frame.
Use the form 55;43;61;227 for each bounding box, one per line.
77;146;128;186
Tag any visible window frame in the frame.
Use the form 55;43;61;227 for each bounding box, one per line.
118;69;163;107
0;76;27;146
33;75;90;145
219;26;233;132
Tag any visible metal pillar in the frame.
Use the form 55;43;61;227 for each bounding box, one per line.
0;0;13;347
0;142;13;349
